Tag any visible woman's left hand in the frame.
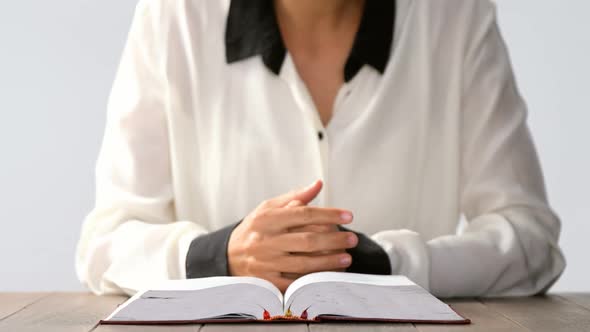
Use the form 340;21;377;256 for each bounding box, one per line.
283;200;349;279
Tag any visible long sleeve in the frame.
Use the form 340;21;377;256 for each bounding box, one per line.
371;1;565;297
338;226;391;275
75;0;207;295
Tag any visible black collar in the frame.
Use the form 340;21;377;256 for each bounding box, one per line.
225;0;396;82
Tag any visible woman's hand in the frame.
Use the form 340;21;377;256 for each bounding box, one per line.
283;199;347;280
227;180;358;292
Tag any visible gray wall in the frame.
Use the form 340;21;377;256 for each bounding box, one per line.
0;0;588;292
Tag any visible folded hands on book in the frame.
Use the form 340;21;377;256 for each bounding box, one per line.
227;180;359;292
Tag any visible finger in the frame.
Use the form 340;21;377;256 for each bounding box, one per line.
283;266;347;273
266;180;323;208
286;202;339;233
285;200;304;208
276;252;353;274
268;206;353;231
271;231;358;253
267;276;294;293
288;224;337;233
281;272;304;280
296;250;347;257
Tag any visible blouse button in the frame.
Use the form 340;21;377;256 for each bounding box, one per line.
318;131;324;141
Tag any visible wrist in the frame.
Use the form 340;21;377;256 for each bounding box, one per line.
185;221;242;279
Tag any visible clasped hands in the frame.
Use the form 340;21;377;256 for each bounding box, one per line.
228;180;358;292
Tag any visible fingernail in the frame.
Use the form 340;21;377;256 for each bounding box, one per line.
340;212;353;222
347;234;357;246
340;255;352;266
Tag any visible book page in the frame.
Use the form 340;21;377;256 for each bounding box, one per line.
284;272;464;322
135;276;282;297
284;272;414;304
105;277;283;322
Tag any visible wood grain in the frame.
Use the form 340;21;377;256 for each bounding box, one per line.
415;299;528;332
0;292;48;321
94;325;200;332
483;295;590;332
0;292;126;332
558;293;590;311
310;322;416;332
2;293;590;331
202;323;308;332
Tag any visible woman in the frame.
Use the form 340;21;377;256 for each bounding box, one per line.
76;0;565;297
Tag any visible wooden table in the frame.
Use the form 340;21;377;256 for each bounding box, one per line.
1;293;589;332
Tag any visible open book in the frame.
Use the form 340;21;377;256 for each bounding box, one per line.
101;272;469;324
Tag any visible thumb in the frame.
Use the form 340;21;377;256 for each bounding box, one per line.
291;180;323;206
272;180;323;208
285;200;304;208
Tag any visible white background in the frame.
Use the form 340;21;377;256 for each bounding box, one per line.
0;0;588;292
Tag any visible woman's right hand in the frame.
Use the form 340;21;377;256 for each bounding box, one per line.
227;180;358;292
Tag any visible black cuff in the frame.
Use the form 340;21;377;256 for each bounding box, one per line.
339;226;392;275
185;221;241;279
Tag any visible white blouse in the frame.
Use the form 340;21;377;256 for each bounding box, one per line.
76;0;565;297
